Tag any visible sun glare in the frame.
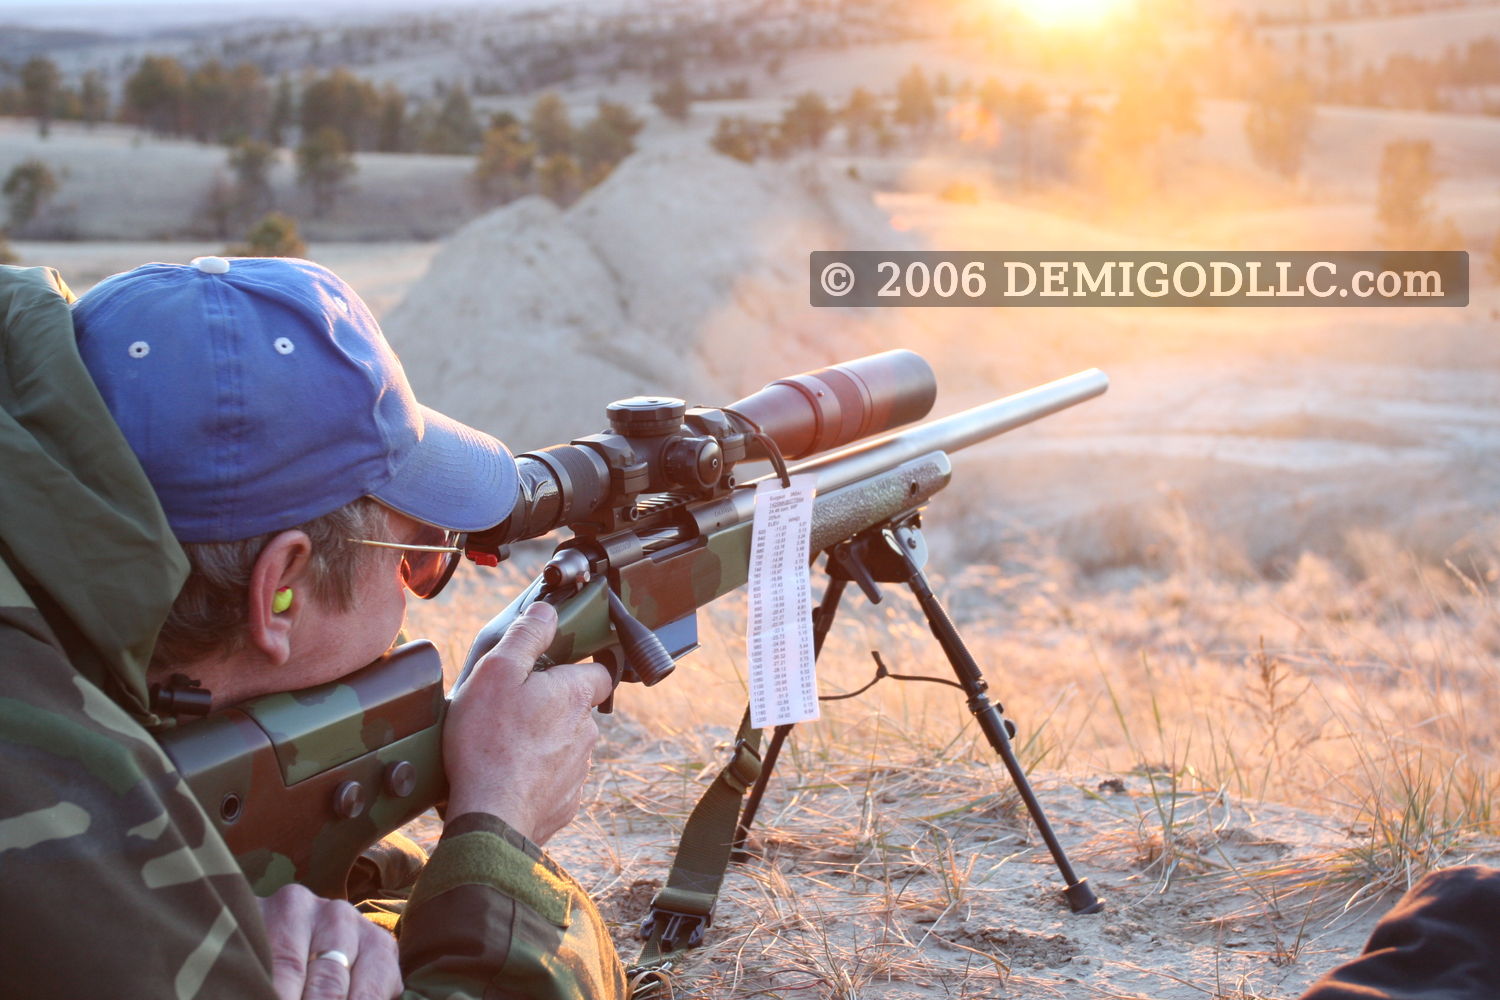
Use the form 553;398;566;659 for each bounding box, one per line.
1010;0;1128;29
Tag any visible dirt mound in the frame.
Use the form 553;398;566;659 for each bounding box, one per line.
381;146;923;452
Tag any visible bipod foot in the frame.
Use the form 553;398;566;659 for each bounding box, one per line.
1064;878;1103;914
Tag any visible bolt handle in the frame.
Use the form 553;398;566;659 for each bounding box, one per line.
606;588;675;686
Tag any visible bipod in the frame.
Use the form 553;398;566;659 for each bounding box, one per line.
733;512;1102;915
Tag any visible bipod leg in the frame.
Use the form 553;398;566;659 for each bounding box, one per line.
884;523;1102;914
730;723;790;863
732;578;848;860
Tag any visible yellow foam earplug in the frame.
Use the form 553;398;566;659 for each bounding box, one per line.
273;587;294;614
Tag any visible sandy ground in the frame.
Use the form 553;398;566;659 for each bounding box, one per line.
543;756;1402;999
399;553;1500;1000
548;756;1475;1000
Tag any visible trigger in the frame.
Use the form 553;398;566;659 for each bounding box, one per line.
596;656;625;715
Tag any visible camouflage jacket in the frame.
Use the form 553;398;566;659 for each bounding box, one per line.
0;265;627;999
1298;866;1500;1000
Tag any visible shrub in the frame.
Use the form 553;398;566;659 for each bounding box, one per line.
225;211;307;258
3;159;59;233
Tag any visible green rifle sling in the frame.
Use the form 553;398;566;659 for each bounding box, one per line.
634;708;762;978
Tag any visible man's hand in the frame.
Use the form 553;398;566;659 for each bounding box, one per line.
259;884;401;1000
444;600;614;844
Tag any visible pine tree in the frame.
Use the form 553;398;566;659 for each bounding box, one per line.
124;55;189;135
199;173;238;240
300;69;382;151
229;139;277;215
297;127;356;216
894;66;937;133
529;93;574;158
472;123;535;205
1001;83;1047;188
779;92;832;150
536;152;582;206
269;75;295;147
1376;138;1438;247
421;87;481;154
841;87;882;151
185;60;233;143
20;57;60;138
651;77;692;122
377;86;408;153
977;78;1009;119
80;70;108;129
710;117;764;163
1245;74;1315;179
575;100;642;173
226;63;270;143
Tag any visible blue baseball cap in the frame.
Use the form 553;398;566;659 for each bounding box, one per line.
73;256;518;543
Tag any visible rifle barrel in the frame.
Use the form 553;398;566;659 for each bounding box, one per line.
787;368;1109;492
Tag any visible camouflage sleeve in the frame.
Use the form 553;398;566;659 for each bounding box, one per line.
398;812;629;1000
1298;866;1500;1000
0;609;278;1000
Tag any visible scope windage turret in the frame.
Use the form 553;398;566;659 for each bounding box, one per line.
470;350;938;550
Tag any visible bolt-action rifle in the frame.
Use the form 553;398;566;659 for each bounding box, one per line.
155;350;1109;944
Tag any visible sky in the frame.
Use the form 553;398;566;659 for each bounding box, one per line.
0;0;485;32
0;0;440;6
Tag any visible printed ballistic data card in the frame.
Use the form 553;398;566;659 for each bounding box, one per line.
747;474;819;729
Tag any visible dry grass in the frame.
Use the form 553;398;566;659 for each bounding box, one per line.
403;512;1500;998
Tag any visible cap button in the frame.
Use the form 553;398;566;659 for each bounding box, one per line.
192;256;231;274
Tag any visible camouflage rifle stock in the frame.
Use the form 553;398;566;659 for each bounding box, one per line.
155;355;1108;899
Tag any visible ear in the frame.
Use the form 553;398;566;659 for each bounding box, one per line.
246;531;314;667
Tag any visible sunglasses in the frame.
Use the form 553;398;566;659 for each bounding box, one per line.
349;524;465;599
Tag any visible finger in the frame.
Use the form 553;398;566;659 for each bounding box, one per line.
347;922;402;1000
261;885;317;1000
301;901;365;1000
302;949;351;1000
556;661;615;708
486;601;558;680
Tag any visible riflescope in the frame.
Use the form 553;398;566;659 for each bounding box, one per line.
467;349;936;552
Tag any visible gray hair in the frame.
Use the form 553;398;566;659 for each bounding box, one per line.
151;497;391;668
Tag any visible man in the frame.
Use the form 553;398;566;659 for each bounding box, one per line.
0;258;625;998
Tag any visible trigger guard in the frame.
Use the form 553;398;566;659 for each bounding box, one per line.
597;655;625;714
